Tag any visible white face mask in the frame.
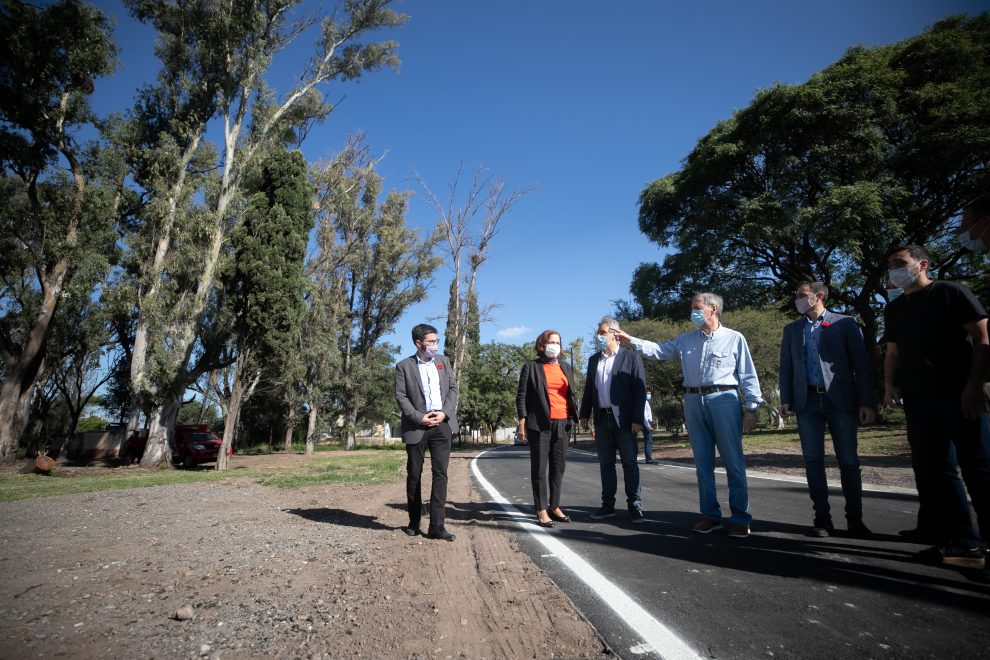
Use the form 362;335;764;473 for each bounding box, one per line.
794;296;816;315
544;343;561;359
888;263;921;289
887;287;903;302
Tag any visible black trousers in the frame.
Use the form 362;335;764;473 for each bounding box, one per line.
406;422;451;531
904;396;988;546
528;419;569;512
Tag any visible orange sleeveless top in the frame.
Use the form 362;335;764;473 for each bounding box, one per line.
542;363;570;420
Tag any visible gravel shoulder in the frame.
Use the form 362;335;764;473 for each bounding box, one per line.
0;445;914;658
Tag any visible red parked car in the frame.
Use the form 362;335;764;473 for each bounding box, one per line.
172;424;229;468
121;424;229;467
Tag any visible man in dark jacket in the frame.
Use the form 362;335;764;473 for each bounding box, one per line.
580;316;648;524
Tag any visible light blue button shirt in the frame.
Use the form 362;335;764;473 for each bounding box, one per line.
629;326;765;411
803;316;825;387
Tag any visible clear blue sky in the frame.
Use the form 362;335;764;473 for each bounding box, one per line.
90;0;988;361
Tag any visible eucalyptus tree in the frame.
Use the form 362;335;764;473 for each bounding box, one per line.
0;0;120;461
312;139;439;450
634;14;990;346
416;165;533;398
121;0;405;466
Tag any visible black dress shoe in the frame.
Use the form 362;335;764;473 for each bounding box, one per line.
536;519;555;528
548;511;571;523
402;526;421;536
426;527;455;542
846;519;873;539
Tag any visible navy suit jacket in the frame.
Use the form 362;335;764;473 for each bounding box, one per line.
579;348;647;431
778;310;874;414
394;354;458;444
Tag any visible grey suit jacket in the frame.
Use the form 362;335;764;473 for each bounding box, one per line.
778;310;874;414
394;353;459;444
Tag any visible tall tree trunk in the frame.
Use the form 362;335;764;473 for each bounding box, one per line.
140;395;182;467
305;404;318;455
283;411;295;451
344;408;358;450
0;354;46;463
216;352;257;471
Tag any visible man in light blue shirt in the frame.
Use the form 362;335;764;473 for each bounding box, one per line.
615;292;764;539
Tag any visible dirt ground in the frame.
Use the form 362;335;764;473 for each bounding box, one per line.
0;445;915;659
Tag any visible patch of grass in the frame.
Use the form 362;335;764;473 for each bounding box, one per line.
0;453;407;502
257;454;404;488
0;468;258;503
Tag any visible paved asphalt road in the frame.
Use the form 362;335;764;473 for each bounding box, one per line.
470;444;990;660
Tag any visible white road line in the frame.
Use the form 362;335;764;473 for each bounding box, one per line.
569;447;917;495
470;448;702;660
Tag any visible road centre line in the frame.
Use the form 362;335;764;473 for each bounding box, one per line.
470;448;703;660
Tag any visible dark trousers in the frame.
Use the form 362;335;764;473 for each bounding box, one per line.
642;424;654;461
904;397;990;547
594;410;641;509
528;420;569;511
405;423;451;531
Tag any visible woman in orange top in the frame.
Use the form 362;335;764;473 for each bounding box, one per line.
516;330;579;527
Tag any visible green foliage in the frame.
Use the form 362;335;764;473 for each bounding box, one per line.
460;342;531;436
176;400;222;429
634;14;990;342
310;138;439;446
230;147;312;371
75;416;108;433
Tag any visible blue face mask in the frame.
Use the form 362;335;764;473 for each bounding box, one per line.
595;334;609;349
690;310;706;328
887;288;903;302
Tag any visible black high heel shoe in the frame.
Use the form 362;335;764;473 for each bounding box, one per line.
536;518;555;528
548;511;571;523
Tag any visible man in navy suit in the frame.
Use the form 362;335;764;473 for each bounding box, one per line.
779;282;876;538
580;316;648;523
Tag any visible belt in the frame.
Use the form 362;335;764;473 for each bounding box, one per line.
808;385;827;394
598;407;613;415
685;385;737;395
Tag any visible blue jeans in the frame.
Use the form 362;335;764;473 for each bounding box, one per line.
643;425;654;461
683;391;751;525
594;411;641;509
796;393;862;523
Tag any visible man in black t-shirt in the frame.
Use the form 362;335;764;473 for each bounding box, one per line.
883;244;989;570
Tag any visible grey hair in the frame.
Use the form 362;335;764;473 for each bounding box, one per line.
598;315;621;330
692;292;723;317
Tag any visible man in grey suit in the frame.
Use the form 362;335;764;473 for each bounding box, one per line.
395;323;458;541
779;281;876;538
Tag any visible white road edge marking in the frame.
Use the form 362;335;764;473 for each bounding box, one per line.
470;448;702;660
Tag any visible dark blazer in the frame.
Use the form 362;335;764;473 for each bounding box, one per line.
579;348;647;431
394;353;458;444
516;358;579;431
779;310;874;414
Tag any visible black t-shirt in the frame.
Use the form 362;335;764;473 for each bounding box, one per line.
883;281;987;398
